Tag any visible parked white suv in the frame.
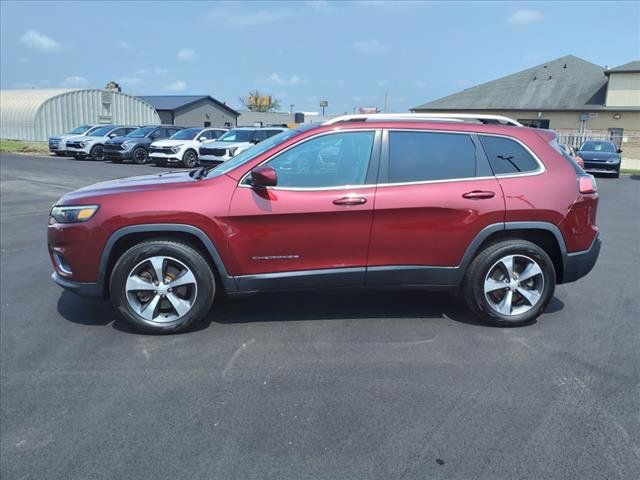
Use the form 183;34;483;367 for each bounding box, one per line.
48;124;97;156
149;127;227;167
198;127;287;164
66;125;138;161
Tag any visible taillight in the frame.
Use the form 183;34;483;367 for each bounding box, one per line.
578;174;597;194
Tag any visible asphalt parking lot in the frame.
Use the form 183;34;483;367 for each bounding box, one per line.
1;152;639;480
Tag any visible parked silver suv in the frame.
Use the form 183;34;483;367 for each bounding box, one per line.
66;125;138;161
48;125;97;156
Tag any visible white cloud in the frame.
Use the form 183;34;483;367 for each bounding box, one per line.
165;80;186;91
119;77;144;86
116;40;135;51
20;29;60;52
267;73;301;86
352;39;387;56
177;48;198;62
62;75;89;87
508;9;543;24
208;8;294;27
154;67;169;74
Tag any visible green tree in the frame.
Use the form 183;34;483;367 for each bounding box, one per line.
240;90;282;112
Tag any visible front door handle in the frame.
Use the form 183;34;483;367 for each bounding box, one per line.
462;190;495;200
333;196;367;206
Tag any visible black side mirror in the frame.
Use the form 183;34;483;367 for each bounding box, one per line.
250;138;261;145
617;149;623;154
108;133;117;138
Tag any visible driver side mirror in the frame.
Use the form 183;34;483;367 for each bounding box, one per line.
250;165;277;188
617;148;623;154
198;136;207;142
250;138;261;145
108;133;117;138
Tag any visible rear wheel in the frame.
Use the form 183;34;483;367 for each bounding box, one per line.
182;149;198;168
463;239;555;326
132;147;148;164
90;144;105;161
110;240;216;334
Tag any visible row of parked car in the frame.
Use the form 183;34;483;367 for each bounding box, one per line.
48;124;288;168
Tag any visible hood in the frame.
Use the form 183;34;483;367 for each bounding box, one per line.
151;139;193;148
201;140;249;149
51;133;82;141
104;136;137;145
578;151;620;161
60;171;196;203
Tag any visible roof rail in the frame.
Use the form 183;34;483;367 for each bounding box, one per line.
323;113;523;127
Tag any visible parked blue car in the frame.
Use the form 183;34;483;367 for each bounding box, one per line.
578;140;622;178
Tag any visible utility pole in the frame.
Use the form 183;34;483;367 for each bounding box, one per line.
383;91;389;113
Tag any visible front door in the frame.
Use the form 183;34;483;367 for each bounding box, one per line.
366;129;504;285
227;129;381;290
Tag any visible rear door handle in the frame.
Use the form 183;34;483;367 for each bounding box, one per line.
333;196;367;206
462;190;495;200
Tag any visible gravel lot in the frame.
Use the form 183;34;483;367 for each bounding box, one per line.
1;152;639;480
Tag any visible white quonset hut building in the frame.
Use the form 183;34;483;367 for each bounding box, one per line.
0;88;160;141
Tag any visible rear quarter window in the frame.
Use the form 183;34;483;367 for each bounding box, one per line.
479;135;540;174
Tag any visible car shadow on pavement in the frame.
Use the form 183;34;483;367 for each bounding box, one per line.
57;289;564;333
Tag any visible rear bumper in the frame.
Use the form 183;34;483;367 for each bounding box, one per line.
561;234;601;283
51;272;102;298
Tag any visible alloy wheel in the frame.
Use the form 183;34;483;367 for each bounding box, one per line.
484;254;544;316
125;256;198;323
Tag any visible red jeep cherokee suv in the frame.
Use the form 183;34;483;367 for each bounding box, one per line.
48;114;601;333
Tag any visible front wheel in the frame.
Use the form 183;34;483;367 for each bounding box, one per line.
110;240;216;334
182;149;198;168
463;239;555;326
132;147;148;164
90;144;105;161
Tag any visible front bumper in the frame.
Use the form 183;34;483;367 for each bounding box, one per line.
104;149;132;161
51;272;102;298
66;146;91;156
149;152;181;163
583;161;620;173
199;154;229;163
562;234;601;283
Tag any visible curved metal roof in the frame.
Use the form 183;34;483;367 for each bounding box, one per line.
0;88;82;129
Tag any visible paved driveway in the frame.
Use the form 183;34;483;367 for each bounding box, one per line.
1;153;639;479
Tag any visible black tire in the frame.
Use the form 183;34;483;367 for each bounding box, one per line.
90;144;105;161
182;149;198;168
612;168;620;179
110;239;216;334
132;146;148;164
462;239;556;327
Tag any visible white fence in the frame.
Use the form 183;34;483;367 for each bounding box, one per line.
556;131;611;149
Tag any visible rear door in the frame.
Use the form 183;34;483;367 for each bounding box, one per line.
227;129;381;289
366;129;504;285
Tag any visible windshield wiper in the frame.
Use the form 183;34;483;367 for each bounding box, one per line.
190;164;219;180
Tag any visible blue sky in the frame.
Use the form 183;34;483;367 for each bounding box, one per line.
1;1;638;113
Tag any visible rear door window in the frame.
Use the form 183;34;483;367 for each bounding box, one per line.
479;135;540;174
388;131;477;183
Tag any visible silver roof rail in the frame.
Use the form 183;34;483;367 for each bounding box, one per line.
323;113;523;127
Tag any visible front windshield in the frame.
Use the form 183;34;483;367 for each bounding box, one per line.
580;141;616;153
88;126;114;137
218;129;255;142
206;129;303;179
170;128;200;140
127;126;155;138
67;125;92;135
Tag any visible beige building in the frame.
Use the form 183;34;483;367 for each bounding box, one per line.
412;56;640;159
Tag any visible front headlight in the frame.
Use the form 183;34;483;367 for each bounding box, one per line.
228;147;238;157
49;205;99;224
171;144;184;154
121;141;134;150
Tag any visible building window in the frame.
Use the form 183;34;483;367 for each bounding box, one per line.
517;119;550;129
204;121;211;127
